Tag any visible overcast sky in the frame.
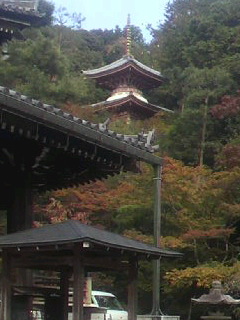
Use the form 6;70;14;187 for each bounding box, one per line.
52;0;170;42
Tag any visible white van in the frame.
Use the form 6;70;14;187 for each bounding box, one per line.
68;290;128;320
91;291;128;320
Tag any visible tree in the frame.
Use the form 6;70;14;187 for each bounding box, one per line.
182;66;235;166
38;0;55;25
150;0;240;112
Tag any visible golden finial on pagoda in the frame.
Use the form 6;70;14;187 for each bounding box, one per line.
126;14;132;56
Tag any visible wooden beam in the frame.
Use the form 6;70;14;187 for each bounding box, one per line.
73;244;84;320
60;269;70;320
12;256;73;268
1;250;11;320
12;255;126;270
128;257;138;320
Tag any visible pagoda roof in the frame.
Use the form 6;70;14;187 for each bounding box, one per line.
92;93;173;119
0;219;181;259
83;55;165;90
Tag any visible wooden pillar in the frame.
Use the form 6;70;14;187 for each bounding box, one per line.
1;250;11;320
128;257;138;320
7;170;33;233
60;269;70;320
73;244;84;320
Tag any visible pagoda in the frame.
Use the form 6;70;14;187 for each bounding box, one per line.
83;16;172;120
0;0;44;45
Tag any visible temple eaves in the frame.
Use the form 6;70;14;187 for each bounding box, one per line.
0;85;163;167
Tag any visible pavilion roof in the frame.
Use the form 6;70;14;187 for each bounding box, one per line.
0;220;181;259
82;55;165;90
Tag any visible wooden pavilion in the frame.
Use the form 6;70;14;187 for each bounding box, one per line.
0;220;180;320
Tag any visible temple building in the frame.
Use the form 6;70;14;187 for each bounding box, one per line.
0;0;43;45
0;84;181;320
0;85;161;234
83;17;172;120
0;16;180;320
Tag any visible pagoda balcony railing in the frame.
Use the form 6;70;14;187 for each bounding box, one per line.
112;86;143;95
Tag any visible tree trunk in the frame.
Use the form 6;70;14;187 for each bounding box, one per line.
199;96;209;167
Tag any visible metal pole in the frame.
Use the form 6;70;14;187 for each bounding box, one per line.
151;164;163;316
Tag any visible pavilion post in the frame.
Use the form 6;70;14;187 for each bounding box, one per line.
151;164;163;316
73;244;85;320
1;249;11;320
60;269;70;320
128;257;138;320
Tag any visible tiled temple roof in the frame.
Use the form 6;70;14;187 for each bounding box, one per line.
0;86;162;161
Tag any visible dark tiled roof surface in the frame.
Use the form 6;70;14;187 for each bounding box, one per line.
0;220;181;258
0;86;162;162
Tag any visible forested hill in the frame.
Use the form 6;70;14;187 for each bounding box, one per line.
3;0;240;318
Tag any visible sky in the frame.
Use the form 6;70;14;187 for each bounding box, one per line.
52;0;170;42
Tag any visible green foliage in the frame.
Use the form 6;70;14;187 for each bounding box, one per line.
150;0;240;112
182;66;235;108
114;205;153;235
164;262;240;292
164;109;205;165
38;0;55;25
8;36;66;77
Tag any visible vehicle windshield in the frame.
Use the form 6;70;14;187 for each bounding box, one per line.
94;295;124;311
